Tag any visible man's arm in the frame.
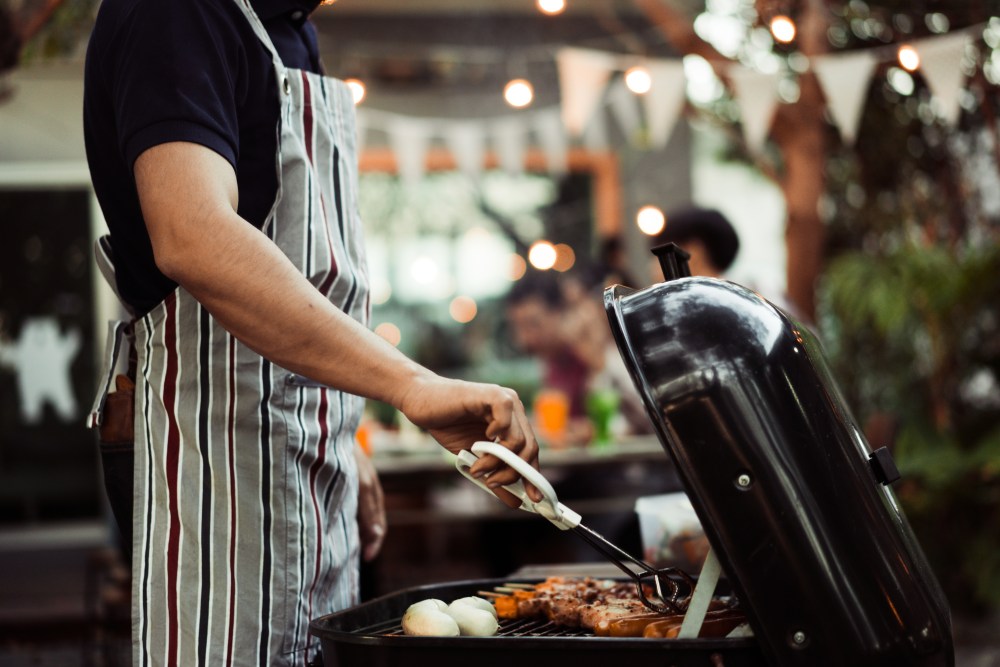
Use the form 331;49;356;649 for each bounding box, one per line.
134;141;540;500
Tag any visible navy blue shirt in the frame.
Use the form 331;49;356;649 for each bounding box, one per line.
84;0;322;315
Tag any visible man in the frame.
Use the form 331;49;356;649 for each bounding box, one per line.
83;1;541;665
504;271;593;445
648;207;740;282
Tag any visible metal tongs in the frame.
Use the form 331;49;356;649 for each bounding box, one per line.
456;441;693;614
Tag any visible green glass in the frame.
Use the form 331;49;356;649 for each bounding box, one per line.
586;387;620;450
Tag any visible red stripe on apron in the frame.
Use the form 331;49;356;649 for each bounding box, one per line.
224;334;239;665
163;296;182;667
301;71;340;296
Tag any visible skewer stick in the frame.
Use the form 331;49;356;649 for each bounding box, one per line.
502;582;536;590
477;590;505;598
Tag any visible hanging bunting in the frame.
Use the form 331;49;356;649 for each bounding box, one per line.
444;122;487;179
642;60;688;149
582;106;610;151
353;26;978;176
813;50;879;145
556;47;617;137
913;31;974;126
533;109;569;175
387;117;432;187
727;65;781;154
493;117;529;175
607;78;643;145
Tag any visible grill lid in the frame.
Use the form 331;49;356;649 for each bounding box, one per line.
603;245;953;667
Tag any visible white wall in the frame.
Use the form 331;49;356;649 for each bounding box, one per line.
0;61;87;162
690;122;787;298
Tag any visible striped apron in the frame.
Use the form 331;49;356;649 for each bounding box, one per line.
89;2;370;664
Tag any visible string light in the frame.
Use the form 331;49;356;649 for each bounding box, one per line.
510;254;527;280
769;15;797;43
636;206;666;236
536;0;566;15
897;44;920;72
504;79;535;108
449;296;478;324
374;323;401;347
624;66;653;95
528;241;557;270
553;244;576;272
344;78;367;105
320;0;337;5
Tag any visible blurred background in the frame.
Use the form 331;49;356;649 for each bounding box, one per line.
1;0;999;664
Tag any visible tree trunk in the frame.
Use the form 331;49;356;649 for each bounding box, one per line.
770;0;829;321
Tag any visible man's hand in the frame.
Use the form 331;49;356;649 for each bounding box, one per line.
354;443;386;562
395;375;542;508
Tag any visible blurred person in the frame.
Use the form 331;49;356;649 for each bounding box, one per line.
561;266;653;437
648;207;740;282
504;271;593;445
83;1;542;664
648;207;805;320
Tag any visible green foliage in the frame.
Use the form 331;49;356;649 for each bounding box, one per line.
821;240;1000;611
18;0;98;64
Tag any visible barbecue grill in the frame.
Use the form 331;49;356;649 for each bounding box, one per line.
311;244;954;666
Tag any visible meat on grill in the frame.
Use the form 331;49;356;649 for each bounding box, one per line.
492;577;746;638
495;577;659;630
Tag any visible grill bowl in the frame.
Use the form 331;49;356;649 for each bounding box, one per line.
310;578;765;667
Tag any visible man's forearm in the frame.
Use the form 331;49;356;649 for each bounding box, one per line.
171;210;426;406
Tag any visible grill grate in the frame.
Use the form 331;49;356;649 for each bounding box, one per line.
357;616;594;638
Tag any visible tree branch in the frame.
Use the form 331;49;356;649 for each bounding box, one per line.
631;0;732;64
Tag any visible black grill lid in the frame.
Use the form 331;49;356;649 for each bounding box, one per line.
603;246;953;667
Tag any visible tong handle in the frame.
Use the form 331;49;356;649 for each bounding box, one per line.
455;441;581;530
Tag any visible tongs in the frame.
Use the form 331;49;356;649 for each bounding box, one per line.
456;441;693;614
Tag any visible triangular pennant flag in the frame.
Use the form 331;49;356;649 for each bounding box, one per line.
533;109;569;175
493;117;529;175
642;59;688;149
387;117;431;187
726;65;781;154
914;31;973;126
444;122;486;179
556;47;617;137
582;107;609;151
813;50;878;145
607;78;643;145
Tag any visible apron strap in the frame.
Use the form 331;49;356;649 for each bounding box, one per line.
88;319;130;429
231;0;291;89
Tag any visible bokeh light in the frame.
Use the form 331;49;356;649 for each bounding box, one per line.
411;256;440;285
769;15;796;43
536;0;566;15
636;206;666;236
449;296;478;324
528;241;557;270
510;254;527;280
553;244;576;272
504;79;534;108
625;66;652;95
374;323;401;347
898;45;920;72
344;78;366;105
